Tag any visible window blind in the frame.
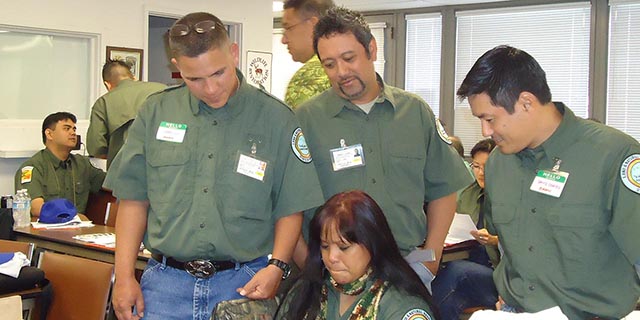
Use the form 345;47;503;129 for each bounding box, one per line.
607;0;640;141
405;13;442;118
455;3;591;154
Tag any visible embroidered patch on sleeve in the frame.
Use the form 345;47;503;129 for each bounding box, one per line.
291;127;312;163
435;118;452;145
20;166;34;184
620;154;640;194
402;308;432;320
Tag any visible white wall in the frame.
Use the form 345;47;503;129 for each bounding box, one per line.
0;0;273;195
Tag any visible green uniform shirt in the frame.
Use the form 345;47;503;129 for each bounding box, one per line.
325;280;435;320
284;55;330;109
86;79;166;167
104;70;324;262
484;102;640;319
296;77;473;255
456;182;500;267
14;149;106;213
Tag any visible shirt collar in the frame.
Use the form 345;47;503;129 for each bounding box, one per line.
188;69;248;117
516;102;578;167
324;73;397;118
43;148;71;169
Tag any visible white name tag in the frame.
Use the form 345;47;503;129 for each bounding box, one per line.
530;169;569;198
156;121;187;143
236;153;267;182
330;144;365;171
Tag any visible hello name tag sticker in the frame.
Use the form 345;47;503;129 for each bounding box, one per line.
530;169;569;198
236;153;268;182
156;121;187;143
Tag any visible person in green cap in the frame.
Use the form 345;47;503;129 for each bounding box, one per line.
457;45;640;319
281;0;333;109
104;11;323;320
15;112;106;217
86;59;166;168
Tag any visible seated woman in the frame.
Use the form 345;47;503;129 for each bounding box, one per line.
431;138;499;320
276;190;437;320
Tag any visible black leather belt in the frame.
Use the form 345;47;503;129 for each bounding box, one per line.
152;253;237;278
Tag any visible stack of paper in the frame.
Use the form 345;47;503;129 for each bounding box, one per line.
445;213;478;246
73;233;116;248
31;215;94;229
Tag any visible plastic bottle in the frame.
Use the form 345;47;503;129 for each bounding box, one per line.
12;189;31;229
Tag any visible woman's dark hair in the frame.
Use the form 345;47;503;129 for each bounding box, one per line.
470;138;496;159
279;190;435;319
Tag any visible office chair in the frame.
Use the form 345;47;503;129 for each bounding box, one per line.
38;251;114;320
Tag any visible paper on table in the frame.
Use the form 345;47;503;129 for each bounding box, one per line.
31;215;94;229
73;233;116;248
445;213;478;246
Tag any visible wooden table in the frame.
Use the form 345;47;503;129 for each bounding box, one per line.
13;224;149;270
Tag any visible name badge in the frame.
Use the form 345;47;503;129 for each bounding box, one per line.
156;121;187;143
530;169;569;198
236;153;268;182
330;144;365;171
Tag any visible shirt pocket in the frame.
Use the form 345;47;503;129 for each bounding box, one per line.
488;202;518;238
386;144;426;206
146;147;191;210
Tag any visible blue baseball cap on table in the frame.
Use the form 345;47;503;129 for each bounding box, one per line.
38;198;77;224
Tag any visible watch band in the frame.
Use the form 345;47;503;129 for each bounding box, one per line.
268;258;291;280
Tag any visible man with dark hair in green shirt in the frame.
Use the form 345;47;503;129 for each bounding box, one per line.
457;45;640;319
15;112;106;217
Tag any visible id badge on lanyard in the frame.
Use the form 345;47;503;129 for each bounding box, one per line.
236;141;268;182
529;158;569;198
330;139;365;171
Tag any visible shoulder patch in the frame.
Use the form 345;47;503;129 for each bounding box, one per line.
620;154;640;194
402;308;432;320
435;118;452;145
291;127;312;163
20;166;34;184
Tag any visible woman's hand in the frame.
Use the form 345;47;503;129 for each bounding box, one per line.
470;228;499;246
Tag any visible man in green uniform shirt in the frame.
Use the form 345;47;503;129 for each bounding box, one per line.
104;12;323;320
15;112;106;217
86;59;166;168
457;45;640;319
281;0;333;109
294;7;473;291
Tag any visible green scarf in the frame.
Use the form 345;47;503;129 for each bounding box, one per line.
315;268;388;320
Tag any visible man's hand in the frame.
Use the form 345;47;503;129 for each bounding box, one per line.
237;265;282;299
112;277;145;320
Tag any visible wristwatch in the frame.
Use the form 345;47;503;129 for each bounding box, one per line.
268;258;291;280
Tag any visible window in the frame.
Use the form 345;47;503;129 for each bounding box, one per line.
607;0;640;141
405;13;442;118
454;3;591;153
0;26;96;120
369;22;387;79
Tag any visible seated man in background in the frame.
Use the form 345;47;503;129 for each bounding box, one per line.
15;112;106;217
431;138;499;320
86;59;166;168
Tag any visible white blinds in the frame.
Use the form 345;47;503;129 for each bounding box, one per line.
405;13;443;118
607;1;640;141
455;3;591;154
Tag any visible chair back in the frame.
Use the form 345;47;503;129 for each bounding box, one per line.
104;201;119;227
0;239;35;261
38;252;114;320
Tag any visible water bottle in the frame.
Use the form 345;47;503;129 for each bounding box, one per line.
12;189;31;229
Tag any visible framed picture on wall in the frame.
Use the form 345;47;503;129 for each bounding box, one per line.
106;46;144;81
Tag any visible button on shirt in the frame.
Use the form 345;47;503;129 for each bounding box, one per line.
296;76;473;255
104;70;324;262
484;102;640;319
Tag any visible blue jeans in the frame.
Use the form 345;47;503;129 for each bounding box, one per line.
431;259;498;320
139;256;268;320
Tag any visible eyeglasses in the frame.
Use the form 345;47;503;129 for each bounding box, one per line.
170;20;220;37
471;163;485;172
283;18;310;34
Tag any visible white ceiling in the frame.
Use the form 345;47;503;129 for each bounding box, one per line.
273;0;509;16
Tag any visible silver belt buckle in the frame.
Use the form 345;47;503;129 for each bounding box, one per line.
184;259;216;278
